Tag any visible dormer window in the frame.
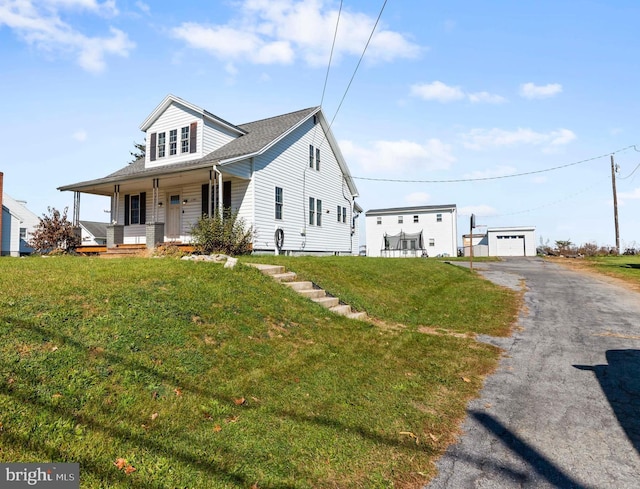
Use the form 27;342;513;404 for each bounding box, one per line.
181;126;190;153
157;132;166;158
169;129;177;155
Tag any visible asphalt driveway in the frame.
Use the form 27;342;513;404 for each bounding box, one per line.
427;257;640;489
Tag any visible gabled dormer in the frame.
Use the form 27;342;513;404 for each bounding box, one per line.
140;94;247;169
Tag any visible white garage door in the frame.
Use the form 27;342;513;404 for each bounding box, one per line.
496;235;525;256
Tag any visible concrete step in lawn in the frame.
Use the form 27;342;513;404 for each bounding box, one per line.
247;263;367;321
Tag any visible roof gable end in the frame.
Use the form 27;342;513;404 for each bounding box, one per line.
139;94;246;136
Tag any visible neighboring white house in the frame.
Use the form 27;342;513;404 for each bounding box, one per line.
59;94;361;255
79;221;108;246
1;193;39;257
365;205;458;257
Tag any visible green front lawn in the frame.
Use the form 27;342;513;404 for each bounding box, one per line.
0;256;518;488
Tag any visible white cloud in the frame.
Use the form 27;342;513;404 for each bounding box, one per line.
458;205;498;217
467;91;507;104
340;138;455;174
405;192;430;205
0;0;134;73
462;127;576;150
410;81;465;103
619;188;640;200
135;1;149;14
72;129;87;141
171;0;422;67
519;82;563;99
411;81;505;104
532;176;548;184
462;165;517;180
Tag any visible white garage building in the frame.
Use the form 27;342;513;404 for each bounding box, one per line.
486;226;536;257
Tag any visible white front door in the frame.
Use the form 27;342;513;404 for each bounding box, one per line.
166;194;182;240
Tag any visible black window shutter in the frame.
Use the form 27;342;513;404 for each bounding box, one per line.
150;133;157;161
223;181;232;209
140;192;146;225
190;122;197;153
124;194;130;226
201;184;209;216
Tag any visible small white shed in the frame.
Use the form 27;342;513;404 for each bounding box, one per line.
486;226;536;257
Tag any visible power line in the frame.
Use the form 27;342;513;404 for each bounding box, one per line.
320;0;342;108
327;0;388;130
352;144;638;183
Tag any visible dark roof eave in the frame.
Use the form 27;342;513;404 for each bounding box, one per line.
58;160;224;193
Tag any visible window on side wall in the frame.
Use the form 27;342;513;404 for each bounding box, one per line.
413;215;419;223
275;187;283;220
398;216;403;224
377;216;382;225
315;148;320;171
436;213;442;222
309;145;314;168
342;206;346;223
316;199;322;226
309;197;315;225
429;238;435;247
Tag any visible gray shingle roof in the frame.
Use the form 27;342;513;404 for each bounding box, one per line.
122;107;318;177
79;220;108;239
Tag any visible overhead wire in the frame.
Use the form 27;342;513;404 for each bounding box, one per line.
326;0;388;133
351;145;638;183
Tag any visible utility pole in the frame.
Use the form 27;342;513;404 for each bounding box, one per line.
469;214;475;271
611;154;620;255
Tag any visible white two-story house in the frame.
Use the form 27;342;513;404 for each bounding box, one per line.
365;205;458;257
59;95;361;255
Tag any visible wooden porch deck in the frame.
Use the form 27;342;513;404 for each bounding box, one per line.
75;243;195;257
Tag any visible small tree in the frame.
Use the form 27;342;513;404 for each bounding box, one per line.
190;211;253;255
555;239;573;254
29;207;81;254
129;139;146;163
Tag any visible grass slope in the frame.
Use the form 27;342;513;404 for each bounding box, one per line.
0;256;518;488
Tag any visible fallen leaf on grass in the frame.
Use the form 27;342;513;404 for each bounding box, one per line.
461;377;471;383
225;415;240;423
174;388;183;396
114;458;127;470
150;412;159;421
213;424;222;432
233;397;246;406
124;465;137;475
251;484;259;489
429;433;438;442
399;431;420;445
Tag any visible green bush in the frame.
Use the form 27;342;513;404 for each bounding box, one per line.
190;211;253;255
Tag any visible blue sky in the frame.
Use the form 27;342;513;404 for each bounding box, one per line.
1;0;639;248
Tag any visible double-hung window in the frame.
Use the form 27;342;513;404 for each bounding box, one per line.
337;206;347;223
169;129;177;155
398;216;403;224
275;187;283;220
157;132;166;158
436;213;442;222
309;197;322;226
181;126;190;153
309;145;320;170
309;197;315;225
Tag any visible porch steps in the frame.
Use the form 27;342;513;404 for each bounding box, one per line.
101;244;147;258
247;263;367;321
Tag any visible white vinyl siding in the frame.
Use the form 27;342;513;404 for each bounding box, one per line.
365;206;458;258
250;117;355;253
146;103;201;168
